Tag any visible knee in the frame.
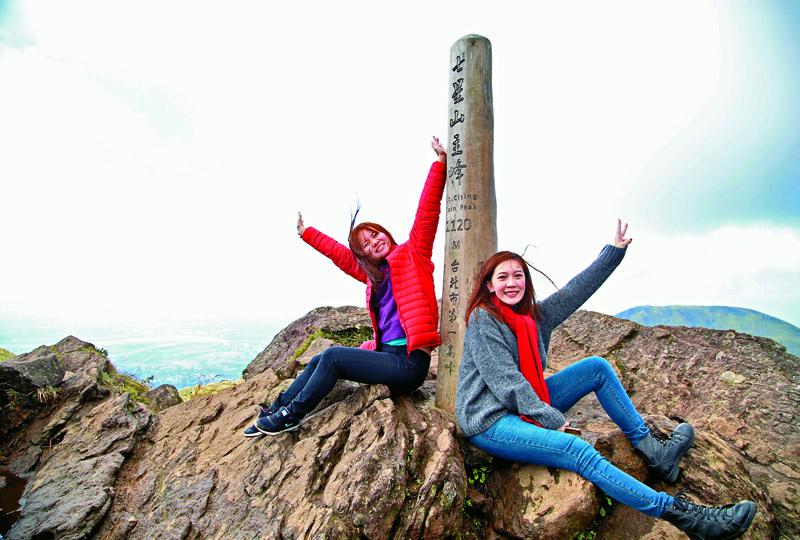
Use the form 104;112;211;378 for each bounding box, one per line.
319;346;346;370
306;353;322;369
585;356;615;377
319;348;335;367
571;441;608;476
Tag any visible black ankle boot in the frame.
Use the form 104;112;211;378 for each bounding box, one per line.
662;492;756;540
635;422;694;482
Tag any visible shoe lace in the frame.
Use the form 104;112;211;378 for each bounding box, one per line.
672;491;733;520
653;429;687;448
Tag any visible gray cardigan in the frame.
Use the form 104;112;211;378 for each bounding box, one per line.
454;244;626;437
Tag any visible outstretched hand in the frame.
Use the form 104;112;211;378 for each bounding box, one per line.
613;219;632;248
431;136;447;163
297;212;306;237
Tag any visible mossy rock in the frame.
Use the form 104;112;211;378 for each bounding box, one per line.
0;347;15;362
179;380;241;402
97;366;152;405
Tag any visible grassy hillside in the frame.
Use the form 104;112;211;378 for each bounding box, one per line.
0;347;15;362
615;305;800;356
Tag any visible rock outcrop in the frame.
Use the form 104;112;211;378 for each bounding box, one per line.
0;308;797;539
0;346;65;439
0;346;64;393
145;384;183;412
548;310;798;538
97;377;466;539
1;337;149;540
242;305;372;380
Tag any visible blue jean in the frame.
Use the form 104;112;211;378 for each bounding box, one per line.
277;344;430;416
469;356;674;517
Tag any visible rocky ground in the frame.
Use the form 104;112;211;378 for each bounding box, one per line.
1;307;797;539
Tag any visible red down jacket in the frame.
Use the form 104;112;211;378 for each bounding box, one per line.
301;160;446;352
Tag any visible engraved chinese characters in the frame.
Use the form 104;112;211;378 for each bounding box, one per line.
436;35;497;413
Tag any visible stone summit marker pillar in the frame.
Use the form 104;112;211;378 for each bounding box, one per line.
436;35;497;413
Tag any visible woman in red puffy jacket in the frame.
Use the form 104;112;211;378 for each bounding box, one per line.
244;137;447;437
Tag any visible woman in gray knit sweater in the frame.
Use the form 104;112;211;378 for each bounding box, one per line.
455;221;755;540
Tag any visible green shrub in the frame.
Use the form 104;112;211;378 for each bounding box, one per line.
290;326;374;360
97;366;152;405
0;347;15;362
78;345;108;358
573;494;614;539
179;379;241;401
467;458;493;487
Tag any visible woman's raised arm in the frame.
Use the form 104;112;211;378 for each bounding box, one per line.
407;137;447;258
297;211;367;284
538;220;630;329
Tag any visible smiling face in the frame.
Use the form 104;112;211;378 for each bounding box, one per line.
358;228;391;263
487;259;527;306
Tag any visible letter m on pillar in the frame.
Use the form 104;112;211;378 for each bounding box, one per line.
451;240;461;250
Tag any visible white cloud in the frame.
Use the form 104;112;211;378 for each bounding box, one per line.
1;1;797;331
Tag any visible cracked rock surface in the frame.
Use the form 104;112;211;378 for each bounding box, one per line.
549;310;798;539
97;370;467;539
1;308;797;539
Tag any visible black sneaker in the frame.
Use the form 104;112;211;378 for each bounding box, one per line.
242;401;280;437
255;406;301;436
257;401;279;418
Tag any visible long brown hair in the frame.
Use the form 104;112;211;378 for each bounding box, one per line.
348;222;397;284
465;251;544;323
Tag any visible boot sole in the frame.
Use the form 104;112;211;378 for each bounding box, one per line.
255;423;300;436
664;425;695;483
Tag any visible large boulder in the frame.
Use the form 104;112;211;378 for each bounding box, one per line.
243;305;371;379
486;462;599;539
0;345;64;393
145;384;183;412
97;370;468;539
0;346;66;439
52;336;111;394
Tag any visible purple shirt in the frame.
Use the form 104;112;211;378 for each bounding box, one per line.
373;265;406;344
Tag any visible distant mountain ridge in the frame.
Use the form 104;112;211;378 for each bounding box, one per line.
615;305;800;356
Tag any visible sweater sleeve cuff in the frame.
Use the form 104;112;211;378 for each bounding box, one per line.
431;160;446;172
598;244;626;266
536;407;567;430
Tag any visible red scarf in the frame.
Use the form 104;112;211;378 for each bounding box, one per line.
492;296;550;425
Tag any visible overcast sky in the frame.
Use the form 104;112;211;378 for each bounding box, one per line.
2;1;799;329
